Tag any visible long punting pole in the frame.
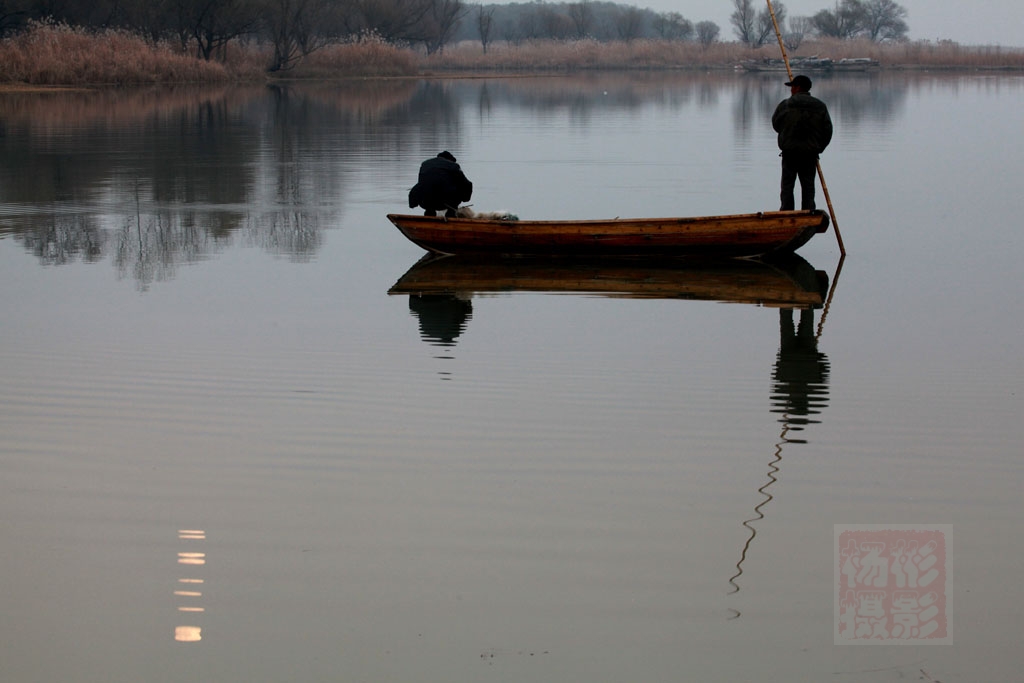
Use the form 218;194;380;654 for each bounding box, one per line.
765;0;846;255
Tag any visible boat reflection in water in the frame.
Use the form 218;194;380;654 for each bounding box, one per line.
392;253;833;612
390;253;829;307
392;252;831;371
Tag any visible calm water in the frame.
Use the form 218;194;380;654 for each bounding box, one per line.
1;72;1022;682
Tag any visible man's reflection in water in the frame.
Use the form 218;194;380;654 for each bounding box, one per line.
408;294;473;346
729;305;832;608
771;307;830;435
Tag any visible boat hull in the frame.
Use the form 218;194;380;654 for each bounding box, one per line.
386;210;829;258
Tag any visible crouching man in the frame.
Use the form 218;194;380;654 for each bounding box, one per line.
408;151;473;217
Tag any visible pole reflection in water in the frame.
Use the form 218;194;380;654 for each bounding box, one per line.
728;305;831;615
175;529;208;643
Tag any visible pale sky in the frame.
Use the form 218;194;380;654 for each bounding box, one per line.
634;0;1024;47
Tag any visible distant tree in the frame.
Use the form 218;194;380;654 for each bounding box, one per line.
423;0;467;53
613;5;643;42
500;17;522;45
788;15;813;35
0;0;30;35
812;0;865;40
860;0;907;42
516;6;540;41
695;20;719;49
537;4;572;40
346;0;435;44
652;11;692;41
567;0;593;39
120;0;177;42
184;0;260;60
477;4;494;53
26;0;127;28
260;0;341;72
784;15;813;50
755;1;784;47
730;0;756;46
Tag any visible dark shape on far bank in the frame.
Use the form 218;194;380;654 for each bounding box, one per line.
772;75;833;211
408;151;473;218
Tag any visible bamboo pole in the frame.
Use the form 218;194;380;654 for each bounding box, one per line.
765;0;846;255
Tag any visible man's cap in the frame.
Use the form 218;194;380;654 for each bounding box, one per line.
438;151;456;162
785;74;812;90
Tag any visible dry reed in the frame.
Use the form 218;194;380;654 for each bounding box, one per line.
425;37;1024;72
757;37;1024;69
0;21;246;85
287;34;419;79
425;38;759;72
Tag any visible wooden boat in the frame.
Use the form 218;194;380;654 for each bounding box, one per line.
389;253;829;308
386;210;830;258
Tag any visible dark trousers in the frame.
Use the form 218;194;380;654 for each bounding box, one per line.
780;152;818;211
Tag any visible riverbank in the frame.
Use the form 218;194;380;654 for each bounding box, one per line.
422;36;1024;73
1;22;1021;88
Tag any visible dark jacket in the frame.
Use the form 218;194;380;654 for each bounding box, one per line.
408;156;473;211
772;92;833;155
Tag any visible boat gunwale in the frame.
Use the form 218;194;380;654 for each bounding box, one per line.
385;210;829;257
386;210;825;229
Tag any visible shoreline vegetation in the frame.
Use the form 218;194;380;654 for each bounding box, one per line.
1;22;1022;89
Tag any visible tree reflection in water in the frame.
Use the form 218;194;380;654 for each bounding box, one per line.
0;81;419;287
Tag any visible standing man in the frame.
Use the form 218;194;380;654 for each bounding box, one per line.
772;75;833;211
408;151;473;218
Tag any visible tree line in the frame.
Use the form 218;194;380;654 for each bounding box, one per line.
730;0;908;50
0;0;909;71
457;0;907;51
